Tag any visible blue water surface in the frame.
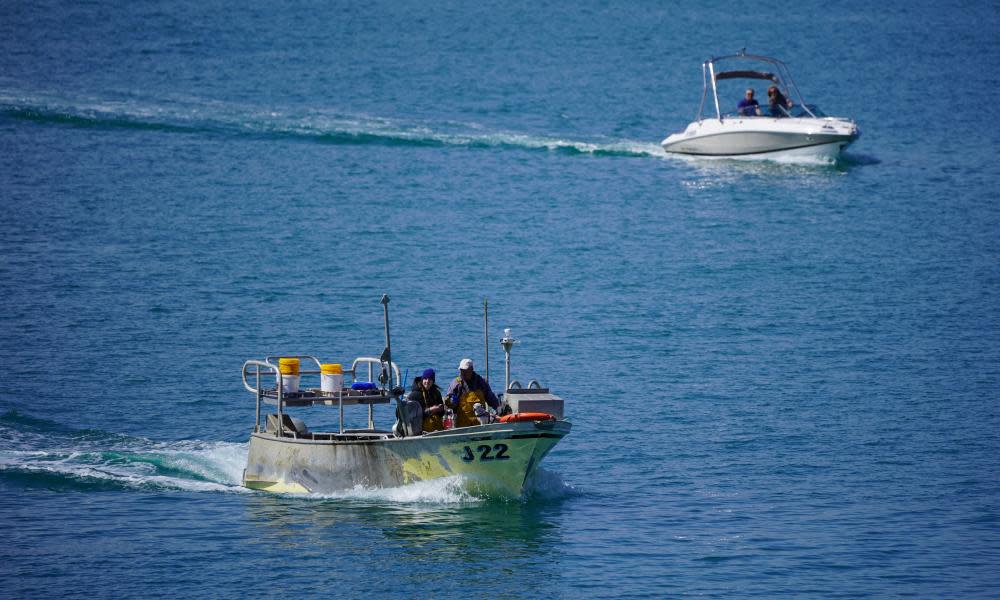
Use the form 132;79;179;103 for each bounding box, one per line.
2;1;999;598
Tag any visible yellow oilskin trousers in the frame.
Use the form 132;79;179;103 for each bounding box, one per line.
417;387;444;432
422;413;443;433
455;388;486;428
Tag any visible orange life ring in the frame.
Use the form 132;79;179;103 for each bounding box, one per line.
499;412;556;423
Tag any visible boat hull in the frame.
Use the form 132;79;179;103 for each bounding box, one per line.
661;116;859;162
243;420;571;497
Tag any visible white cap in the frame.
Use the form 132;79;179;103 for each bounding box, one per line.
459;358;474;371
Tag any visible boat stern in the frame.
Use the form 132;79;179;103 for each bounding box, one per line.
661;121;701;152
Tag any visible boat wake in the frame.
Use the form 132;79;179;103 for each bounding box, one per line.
667;149;857;168
307;476;481;504
299;468;577;505
0;410;248;494
0;90;663;158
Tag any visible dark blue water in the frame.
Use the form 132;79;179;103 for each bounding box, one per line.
2;1;999;597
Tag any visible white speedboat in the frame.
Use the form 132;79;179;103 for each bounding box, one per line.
661;51;859;162
241;295;571;497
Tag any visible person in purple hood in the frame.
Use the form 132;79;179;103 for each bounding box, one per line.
409;368;445;432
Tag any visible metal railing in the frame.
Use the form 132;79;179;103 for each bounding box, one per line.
242;355;402;436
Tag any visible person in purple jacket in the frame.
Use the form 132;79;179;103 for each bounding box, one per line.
737;88;761;116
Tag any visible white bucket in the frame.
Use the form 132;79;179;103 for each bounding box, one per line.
321;373;343;393
320;363;343;393
277;374;300;394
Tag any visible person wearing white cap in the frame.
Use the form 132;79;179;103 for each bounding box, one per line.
445;358;499;428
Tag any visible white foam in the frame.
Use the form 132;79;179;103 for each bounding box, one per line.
0;459;237;492
303;475;480;504
152;440;249;486
297;468;578;504
0;430;250;493
525;467;579;500
666;148;840;167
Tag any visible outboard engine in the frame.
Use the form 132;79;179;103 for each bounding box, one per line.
393;397;424;437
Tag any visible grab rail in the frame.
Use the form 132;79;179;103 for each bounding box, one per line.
242;360;278;434
242;359;279;394
348;356;402;389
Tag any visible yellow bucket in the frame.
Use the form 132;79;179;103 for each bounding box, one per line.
277;358;300;393
278;357;300;375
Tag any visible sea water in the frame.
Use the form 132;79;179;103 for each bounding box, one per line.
1;1;999;597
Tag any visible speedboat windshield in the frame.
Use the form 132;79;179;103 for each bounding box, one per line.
789;104;826;118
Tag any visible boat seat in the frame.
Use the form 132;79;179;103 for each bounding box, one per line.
265;414;310;438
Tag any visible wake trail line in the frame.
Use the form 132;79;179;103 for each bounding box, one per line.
0;92;666;159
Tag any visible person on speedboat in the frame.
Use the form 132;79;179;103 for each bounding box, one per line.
737;88;761;116
767;85;793;117
446;358;499;428
409;368;446;432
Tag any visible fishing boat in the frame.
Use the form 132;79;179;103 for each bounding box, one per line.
241;295;571;497
661;51;860;162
